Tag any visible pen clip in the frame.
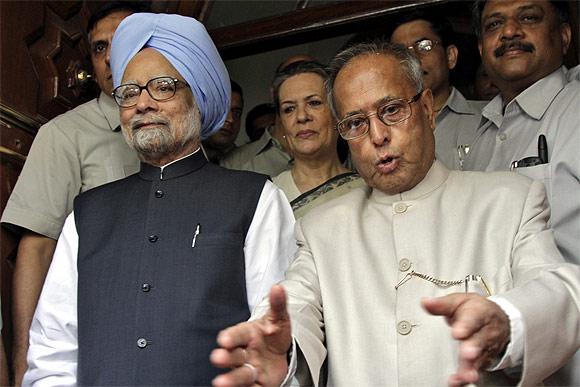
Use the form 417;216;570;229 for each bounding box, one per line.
192;223;200;248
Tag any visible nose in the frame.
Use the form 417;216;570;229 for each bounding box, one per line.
134;88;158;113
368;115;391;146
224;108;234;125
500;17;523;40
105;45;111;66
296;103;311;124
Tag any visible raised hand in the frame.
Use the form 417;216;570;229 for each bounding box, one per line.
422;293;510;387
211;285;293;387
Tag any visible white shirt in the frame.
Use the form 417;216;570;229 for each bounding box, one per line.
24;180;296;386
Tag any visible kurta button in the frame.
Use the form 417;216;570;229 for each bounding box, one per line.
137;338;148;348
394;203;408;213
498;133;507;141
398;258;411;272
397;320;412;335
155;190;164;198
141;283;151;292
148;235;158;243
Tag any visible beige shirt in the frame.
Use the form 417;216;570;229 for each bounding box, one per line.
258;161;580;386
1;92;139;239
220;129;291;177
435;87;485;170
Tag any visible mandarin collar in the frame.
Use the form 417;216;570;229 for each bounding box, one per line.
370;160;449;204
139;148;207;181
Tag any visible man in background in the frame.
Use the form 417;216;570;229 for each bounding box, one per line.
202;80;244;163
244;103;276;143
0;2;144;384
466;1;579;383
390;11;485;170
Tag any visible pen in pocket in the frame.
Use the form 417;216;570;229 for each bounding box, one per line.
192;223;201;247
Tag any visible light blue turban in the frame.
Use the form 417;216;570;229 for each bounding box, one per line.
110;13;230;139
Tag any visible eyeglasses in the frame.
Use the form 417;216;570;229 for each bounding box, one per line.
407;39;441;55
112;76;190;108
336;91;423;140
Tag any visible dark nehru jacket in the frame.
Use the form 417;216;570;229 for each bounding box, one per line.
74;150;267;386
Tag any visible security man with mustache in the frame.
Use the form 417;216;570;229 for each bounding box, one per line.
464;1;579;383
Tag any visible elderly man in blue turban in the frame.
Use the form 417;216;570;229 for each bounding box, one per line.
23;13;296;387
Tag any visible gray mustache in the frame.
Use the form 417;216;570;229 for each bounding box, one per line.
494;41;534;57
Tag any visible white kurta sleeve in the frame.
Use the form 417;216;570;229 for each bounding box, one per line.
23;212;79;387
244;180;296;313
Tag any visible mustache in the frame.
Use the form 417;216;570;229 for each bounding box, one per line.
129;115;170;131
494;41;534;57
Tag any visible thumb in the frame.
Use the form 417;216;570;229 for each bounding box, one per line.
267;284;289;324
422;293;468;317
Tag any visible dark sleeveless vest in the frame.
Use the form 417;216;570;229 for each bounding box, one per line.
74;151;267;386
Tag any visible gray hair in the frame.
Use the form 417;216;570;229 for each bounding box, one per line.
326;40;424;119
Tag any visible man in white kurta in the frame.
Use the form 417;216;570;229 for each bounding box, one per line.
209;42;579;387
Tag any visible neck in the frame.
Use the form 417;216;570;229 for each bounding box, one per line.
141;142;200;167
432;85;451;114
497;66;561;105
291;153;348;193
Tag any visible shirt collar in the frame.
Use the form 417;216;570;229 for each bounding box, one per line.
97;91;122;132
370;160;449;204
483;66;568;122
442;87;477;116
139;148;206;181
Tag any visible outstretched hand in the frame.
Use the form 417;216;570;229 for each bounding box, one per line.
422;293;510;387
211;285;292;387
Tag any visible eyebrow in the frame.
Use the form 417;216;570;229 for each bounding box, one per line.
90;39;107;48
483;4;543;20
342;95;398;118
413;37;430;44
281;93;320;105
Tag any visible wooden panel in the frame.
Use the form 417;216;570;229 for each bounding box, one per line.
0;1;94;126
210;0;446;59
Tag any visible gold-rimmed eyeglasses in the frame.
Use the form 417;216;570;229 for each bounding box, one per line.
336;90;423;141
112;76;190;108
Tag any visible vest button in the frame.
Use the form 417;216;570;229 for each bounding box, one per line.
141;283;151;292
148;235;158;243
398;258;411;272
394;203;408;214
155;190;164;198
137;338;148;348
397;320;412;335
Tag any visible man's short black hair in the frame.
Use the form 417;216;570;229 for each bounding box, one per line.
231;79;243;100
245;103;275;140
472;0;570;40
390;10;456;48
87;1;150;35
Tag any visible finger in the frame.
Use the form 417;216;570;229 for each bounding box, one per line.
217;321;255;350
421;293;469;317
210;347;248;368
212;364;258;387
448;368;479;387
450;309;485;340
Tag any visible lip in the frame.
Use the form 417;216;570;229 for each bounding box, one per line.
375;155;400;174
296;130;317;139
134;122;164;130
